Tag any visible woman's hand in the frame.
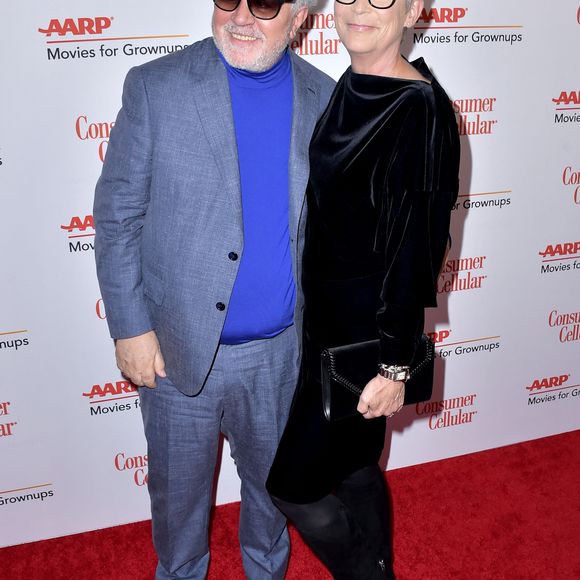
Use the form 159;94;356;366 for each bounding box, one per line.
357;375;405;419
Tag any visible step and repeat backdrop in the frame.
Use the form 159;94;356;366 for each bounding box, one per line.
1;0;579;548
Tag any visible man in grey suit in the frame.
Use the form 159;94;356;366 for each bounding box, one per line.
94;0;334;578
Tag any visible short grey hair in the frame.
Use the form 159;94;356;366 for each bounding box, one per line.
292;0;318;12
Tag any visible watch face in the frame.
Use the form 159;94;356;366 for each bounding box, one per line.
379;368;406;381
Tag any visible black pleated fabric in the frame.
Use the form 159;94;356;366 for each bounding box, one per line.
267;58;460;504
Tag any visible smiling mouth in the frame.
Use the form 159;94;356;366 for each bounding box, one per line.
348;23;374;31
231;32;259;42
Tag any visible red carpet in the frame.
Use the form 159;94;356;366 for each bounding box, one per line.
2;431;579;579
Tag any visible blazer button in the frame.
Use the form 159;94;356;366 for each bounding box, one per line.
216;302;226;311
228;252;239;261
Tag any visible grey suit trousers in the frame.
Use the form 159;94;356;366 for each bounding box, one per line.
139;326;299;579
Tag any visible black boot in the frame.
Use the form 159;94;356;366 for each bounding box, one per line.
336;465;395;579
271;493;387;580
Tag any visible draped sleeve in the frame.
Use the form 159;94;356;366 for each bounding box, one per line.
374;87;459;365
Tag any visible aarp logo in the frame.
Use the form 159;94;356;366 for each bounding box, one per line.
38;17;113;37
417;7;468;24
526;374;570;392
553;91;580;107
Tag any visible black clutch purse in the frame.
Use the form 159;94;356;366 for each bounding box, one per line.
320;334;435;422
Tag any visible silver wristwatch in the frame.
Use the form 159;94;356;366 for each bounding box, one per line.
378;364;410;382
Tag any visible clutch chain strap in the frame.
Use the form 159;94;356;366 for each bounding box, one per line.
323;338;434;393
408;339;435;379
322;351;363;396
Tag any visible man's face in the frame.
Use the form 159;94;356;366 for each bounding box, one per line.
212;1;308;72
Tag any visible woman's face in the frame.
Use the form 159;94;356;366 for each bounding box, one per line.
334;0;421;64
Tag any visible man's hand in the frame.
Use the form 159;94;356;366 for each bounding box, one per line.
115;330;166;389
357;375;405;419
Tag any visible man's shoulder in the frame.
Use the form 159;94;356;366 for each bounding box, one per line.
290;51;335;92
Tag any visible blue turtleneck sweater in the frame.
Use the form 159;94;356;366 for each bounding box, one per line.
219;50;296;344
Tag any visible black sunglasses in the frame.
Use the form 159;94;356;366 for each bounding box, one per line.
213;0;297;21
335;0;398;9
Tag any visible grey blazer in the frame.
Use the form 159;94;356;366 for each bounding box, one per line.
94;38;335;396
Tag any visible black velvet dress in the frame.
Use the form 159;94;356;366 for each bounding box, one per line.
267;58;460;504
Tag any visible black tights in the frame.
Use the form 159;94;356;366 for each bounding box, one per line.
271;465;394;580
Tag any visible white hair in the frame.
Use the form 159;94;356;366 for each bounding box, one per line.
292;0;319;13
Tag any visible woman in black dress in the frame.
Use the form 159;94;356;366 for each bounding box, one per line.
267;0;459;577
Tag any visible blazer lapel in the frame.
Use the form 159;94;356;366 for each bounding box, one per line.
289;54;320;269
190;43;243;229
